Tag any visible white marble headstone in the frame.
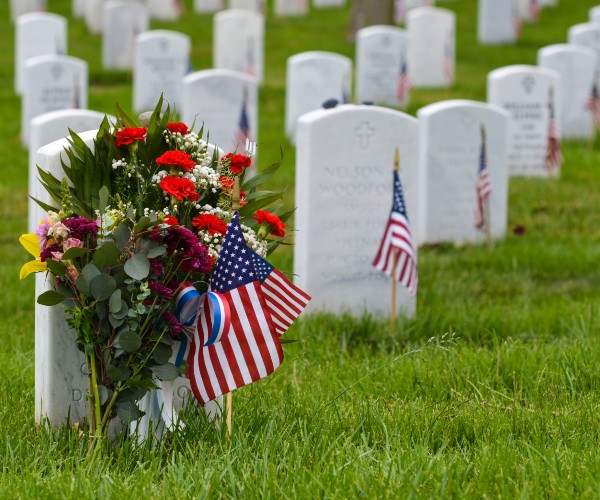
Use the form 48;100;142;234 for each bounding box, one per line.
73;0;86;17
313;0;346;7
102;1;149;70
228;0;264;12
147;0;184;20
407;7;455;88
34;132;222;428
487;65;561;177
15;12;67;95
84;0;105;34
181;69;258;154
10;0;46;21
194;0;224;12
394;0;435;24
22;55;89;148
133;31;191;113
214;9;264;84
29;110;112;233
568;23;600;65
274;0;308;16
478;0;519;45
294;104;420;316
591;7;600;23
285;51;352;143
417;100;509;245
356;25;411;108
538;44;597;140
539;0;557;6
517;0;539;22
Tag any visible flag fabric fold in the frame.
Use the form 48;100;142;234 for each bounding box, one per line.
475;131;492;231
587;80;600;129
372;170;418;296
545;94;563;173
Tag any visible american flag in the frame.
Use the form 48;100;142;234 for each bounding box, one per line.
245;37;256;77
394;0;406;24
396;57;412;105
586;80;600;128
528;0;539;22
474;130;492;231
187;213;283;405
545;92;563;173
234;90;251;151
443;37;454;83
372;170;417;296
250;249;311;336
513;4;522;36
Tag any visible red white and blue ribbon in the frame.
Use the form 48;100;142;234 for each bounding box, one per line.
198;291;231;346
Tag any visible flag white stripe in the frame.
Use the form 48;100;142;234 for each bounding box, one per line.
247;284;281;371
227;330;253;385
213;341;236;392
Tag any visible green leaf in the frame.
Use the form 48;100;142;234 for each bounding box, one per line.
145;244;166;259
45;259;67;278
109;289;122;313
93;241;120;269
105;364;121;382
280;338;299;344
124;254;150;281
98;185;109;215
96;301;108;320
37;290;67;306
113;224;131;251
89;274;117;301
118;331;142;352
61;247;89;260
97;384;110;406
76;275;90;296
152;343;173;365
109;315;125;329
110;300;129;320
150;362;178;381
242;154;283;191
133;216;152;233
116;401;143;423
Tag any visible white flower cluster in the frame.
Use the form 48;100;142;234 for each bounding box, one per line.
164;131;211;166
151;170;169;185
241;223;267;258
184;165;220;195
112;158;140;179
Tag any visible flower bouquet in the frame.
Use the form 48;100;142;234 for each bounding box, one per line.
20;98;308;453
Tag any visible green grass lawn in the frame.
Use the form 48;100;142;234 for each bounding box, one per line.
2;0;600;496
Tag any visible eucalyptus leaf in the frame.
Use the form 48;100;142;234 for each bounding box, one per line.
61;247;89;260
89;274;117;301
118;331;142;352
96;301;108;320
111;300;129;320
146;245;166;259
98;185;109;215
150;362;178;381
82;263;101;281
152;343;173;365
37;290;67;306
76;275;90;295
113;224;131;251
109;289;122;313
98;384;109;406
116;401;142;423
93;241;120;269
108;315;125;329
105;364;121;382
124;254;150;281
46;259;67;278
133;216;151;233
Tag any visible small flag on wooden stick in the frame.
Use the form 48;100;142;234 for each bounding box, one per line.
544;86;563;173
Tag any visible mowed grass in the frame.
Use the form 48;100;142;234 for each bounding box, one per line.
2;0;600;497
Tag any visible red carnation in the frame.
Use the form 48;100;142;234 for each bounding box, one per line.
159;176;199;201
191;213;228;236
221;153;252;174
253;209;285;238
156;150;196;172
167;122;190;135
115;127;147;147
163;215;179;225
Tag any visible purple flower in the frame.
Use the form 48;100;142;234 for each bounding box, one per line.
162;311;183;337
40;242;62;262
149;258;164;276
62;216;99;240
149;280;174;300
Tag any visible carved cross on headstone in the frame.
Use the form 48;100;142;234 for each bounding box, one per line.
354;121;375;149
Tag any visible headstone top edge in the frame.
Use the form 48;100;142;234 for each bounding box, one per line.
31;110;112;127
136;29;191;42
23;53;88;69
16;11;66;24
407;6;456;20
488;64;560;81
183;68;259;84
297;103;417;126
417;99;510;119
37;129;98;157
538;43;597;58
215;8;264;21
287;51;352;64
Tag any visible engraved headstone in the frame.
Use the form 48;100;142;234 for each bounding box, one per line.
407;7;455;88
133;31;191;113
10;0;46;21
147;0;183;20
417;100;509;245
356;25;411;108
28;109;111;233
538;44;597;139
487;65;561;177
285;51;352;143
22;55;89;148
214;9;264;83
478;0;519;45
34;132;222;428
15;12;67;95
294;104;420;316
181;69;258;155
275;0;308;16
194;0;224;13
102;1;149;70
229;0;264;12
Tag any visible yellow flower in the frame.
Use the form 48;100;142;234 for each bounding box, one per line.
19;234;47;280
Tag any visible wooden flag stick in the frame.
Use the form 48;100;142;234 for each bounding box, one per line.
480;125;493;250
390;148;400;332
224;176;242;438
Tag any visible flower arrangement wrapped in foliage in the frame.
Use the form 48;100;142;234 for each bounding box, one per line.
20;98;305;452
